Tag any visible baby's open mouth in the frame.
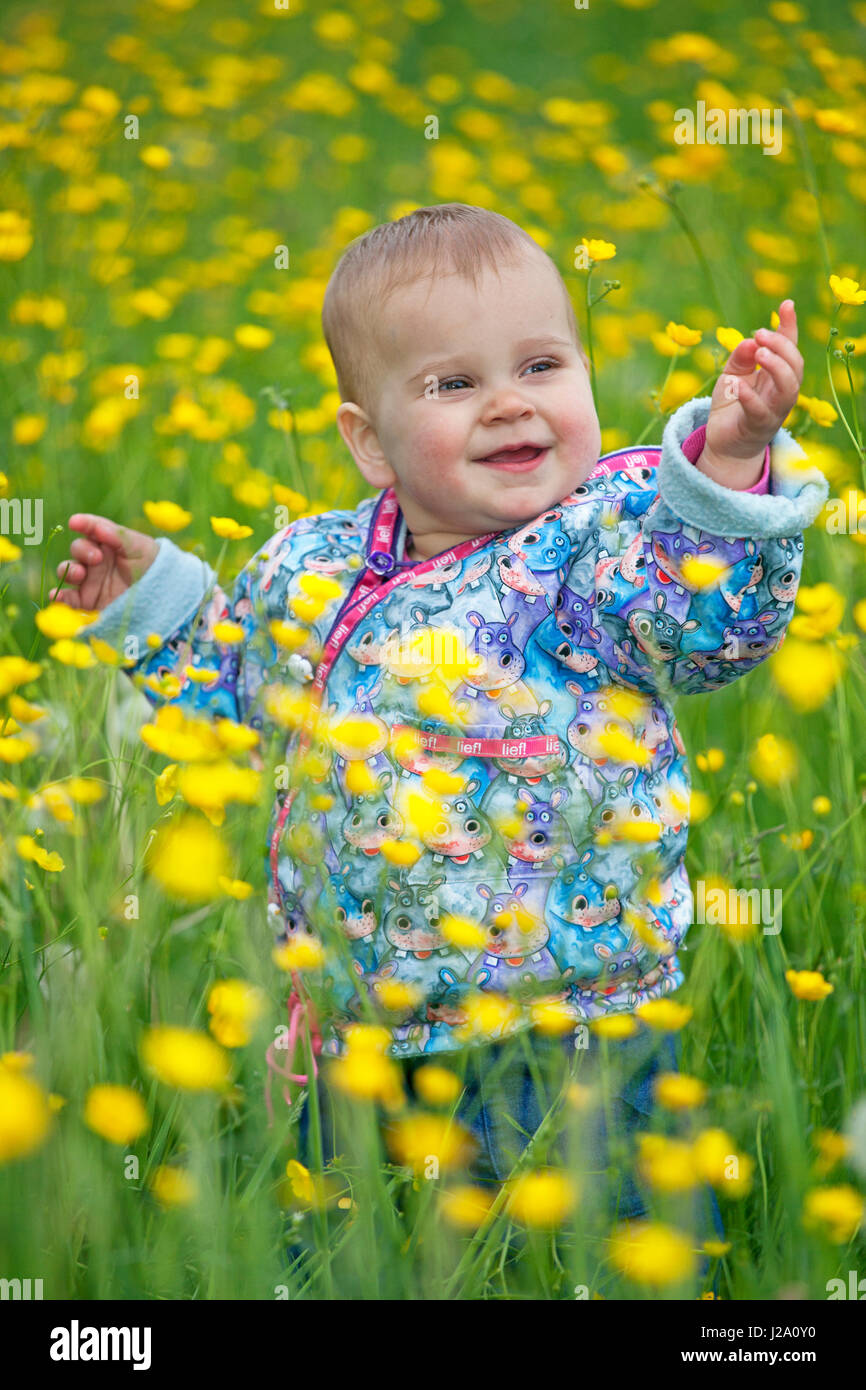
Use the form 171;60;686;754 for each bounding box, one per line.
476;444;550;468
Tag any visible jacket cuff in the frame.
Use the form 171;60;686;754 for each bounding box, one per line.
659;397;829;538
81;536;217;654
681;425;770;494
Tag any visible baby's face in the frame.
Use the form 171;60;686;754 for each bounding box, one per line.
338;249;602;561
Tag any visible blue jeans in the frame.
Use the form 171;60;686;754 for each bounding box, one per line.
296;1026;725;1288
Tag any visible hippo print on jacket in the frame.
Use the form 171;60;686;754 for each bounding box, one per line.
84;397;829;1058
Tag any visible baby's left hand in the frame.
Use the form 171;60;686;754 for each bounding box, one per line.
701;299;803;480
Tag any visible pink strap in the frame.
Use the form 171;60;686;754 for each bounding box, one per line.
264;977;323;1126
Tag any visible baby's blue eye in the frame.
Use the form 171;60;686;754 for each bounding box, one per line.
439;377;470;391
525;360;556;374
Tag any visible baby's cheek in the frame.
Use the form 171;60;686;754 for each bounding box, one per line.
409;419;472;488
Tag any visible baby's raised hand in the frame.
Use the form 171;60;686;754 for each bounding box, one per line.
700;299;803;484
50;514;159;612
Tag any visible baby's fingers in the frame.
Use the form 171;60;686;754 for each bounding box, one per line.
754;345;799;404
68;513;125;555
732;377;775;428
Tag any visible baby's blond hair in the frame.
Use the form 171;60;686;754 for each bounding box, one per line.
321;202;582;418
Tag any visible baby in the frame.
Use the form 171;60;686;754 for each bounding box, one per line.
55;204;828;1207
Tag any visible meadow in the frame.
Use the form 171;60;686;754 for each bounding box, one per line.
1;0;865;1300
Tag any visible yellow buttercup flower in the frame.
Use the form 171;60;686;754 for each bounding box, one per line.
375;979;423;1012
385;1113;478;1173
146;813;231;902
207;979;267;1047
217;875;254;900
506;1168;578;1227
790;582;845;638
149;1165;197;1208
803;1185;864;1243
812;1129;850;1177
665;321;702;348
210;516;253;540
35;602;100;640
412;1064;461;1107
771;640;843;711
271;936;325;971
703;1239;731;1257
84;1085;148;1144
637;1134;698;1191
0;1068;52;1162
234;324;274;350
580;237;617;262
143;500;192;532
0;537;22;562
797;394;838;427
455;990;524;1043
829;275;866;306
530;997;580;1035
140;145;172;170
140;1025;232;1092
785;968;833;1001
15;836;64;872
691;1129;754;1196
280;1159;342;1211
440;913;487;950
215;719;259;753
0;210;33;261
654;1072;707;1109
716;326;744;353
269;622;309;653
750;732;798;786
610;1221;696;1285
634;999;693;1030
590;1013;639;1039
13;414;46;445
48;639;97;668
328;1051;405;1107
439;1183;496;1229
695;748;725;773
0;657;42;695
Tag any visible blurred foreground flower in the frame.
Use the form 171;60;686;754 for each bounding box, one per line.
506;1168;578;1227
691;1129;754;1196
83;1085;148;1144
149;1165;197;1208
803;1185;864;1243
146;812;231;902
439;1183;496;1230
140;1026;232;1092
654;1072;707;1109
750;733;798;786
327;1048;405;1108
610;1221;696;1285
635;999;693;1030
207;979;267;1047
385;1113;478;1174
412;1064;461;1107
0;1067;52;1163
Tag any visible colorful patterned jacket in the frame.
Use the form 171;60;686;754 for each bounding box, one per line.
85;397;829;1058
